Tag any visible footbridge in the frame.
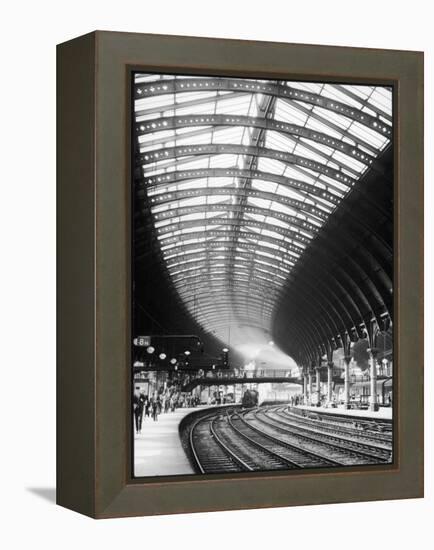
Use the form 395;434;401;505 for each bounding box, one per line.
180;368;344;392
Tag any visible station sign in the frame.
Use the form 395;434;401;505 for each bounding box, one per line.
134;335;151;347
134;371;150;380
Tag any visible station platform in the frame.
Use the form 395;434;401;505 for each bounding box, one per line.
295;404;393;421
134;406;200;477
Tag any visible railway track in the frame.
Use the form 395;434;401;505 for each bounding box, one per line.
284;407;393;441
276;407;393;448
228;412;343;468
187;405;393;474
189;413;245;474
251;409;392;464
213;415;299;471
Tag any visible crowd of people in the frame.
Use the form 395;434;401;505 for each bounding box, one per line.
289;394;303;406
133;385;200;434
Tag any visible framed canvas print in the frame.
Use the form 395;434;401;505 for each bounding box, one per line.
57;31;423;518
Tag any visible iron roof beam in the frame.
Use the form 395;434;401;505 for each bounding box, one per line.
135;114;375;165
134;78;392;137
272;233;393;356
139;143;356;190
140;184;392;251
142;186;329;223
142;144;356;191
177;287;279;303
328;84;392;121
159;241;294;261
166;253;295;272
170;261;290;282
135;90;246;117
137;125;234;149
155;217;312;247
138;205;391;285
279;97;381;155
151;203;319;235
174;275;282;294
143;167;338;209
156;229;305;257
181;294;276;311
134;238;302;266
192;304;272;320
180;301;275;317
274;256;391;358
173;272;284;292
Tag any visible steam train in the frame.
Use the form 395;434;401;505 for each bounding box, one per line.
241;388;259;408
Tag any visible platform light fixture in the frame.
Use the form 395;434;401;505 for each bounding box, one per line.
159;353;167;360
146;346;155;354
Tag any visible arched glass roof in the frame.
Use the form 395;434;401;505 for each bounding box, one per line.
133;73;392;345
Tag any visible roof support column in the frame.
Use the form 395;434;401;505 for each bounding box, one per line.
302;370;308;405
315;366;321;404
327;362;334;404
368;348;379;411
307;370;313;406
325;342;334;405
341;332;353;410
344;356;352;410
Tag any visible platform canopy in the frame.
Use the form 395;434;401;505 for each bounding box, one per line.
133;74;392;363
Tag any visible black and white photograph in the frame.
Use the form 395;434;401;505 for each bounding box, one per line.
131;73;394;478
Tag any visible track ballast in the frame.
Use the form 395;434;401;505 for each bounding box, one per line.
186;405;393;474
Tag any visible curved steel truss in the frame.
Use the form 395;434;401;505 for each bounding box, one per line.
133;72;392;359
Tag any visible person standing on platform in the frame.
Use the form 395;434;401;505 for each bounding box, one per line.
139;390;146;410
144;396;150;418
133;387;144;434
152;397;159;421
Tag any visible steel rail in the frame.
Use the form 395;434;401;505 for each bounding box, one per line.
233;410;344;467
254;409;391;462
225;412;302;469
188;413;247;474
278;407;393;446
209;416;254;471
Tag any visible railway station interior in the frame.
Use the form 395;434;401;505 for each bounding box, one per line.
132;73;393;477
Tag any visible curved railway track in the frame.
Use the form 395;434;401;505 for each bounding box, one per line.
284;407;393;441
187;404;392;474
228;411;343;468
275;407;393;447
189;412;245;474
251;408;392;464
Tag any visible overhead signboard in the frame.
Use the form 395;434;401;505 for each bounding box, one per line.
134;336;151;347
